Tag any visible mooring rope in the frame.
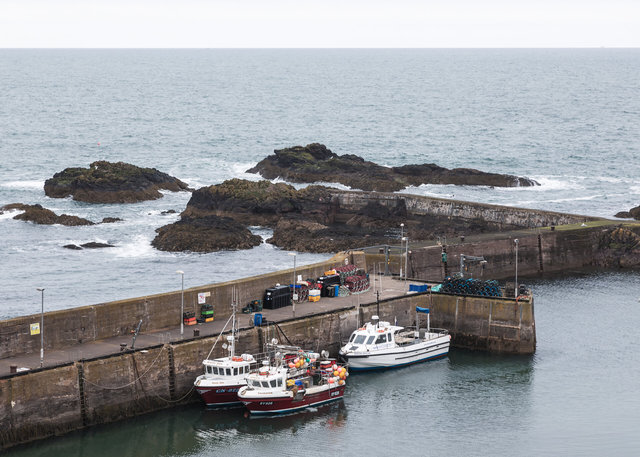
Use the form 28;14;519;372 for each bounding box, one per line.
81;345;166;390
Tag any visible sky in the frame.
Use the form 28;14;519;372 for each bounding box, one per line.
0;0;639;48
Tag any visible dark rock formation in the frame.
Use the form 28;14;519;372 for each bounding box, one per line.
152;215;262;252
247;143;538;192
1;203;95;226
81;242;115;249
614;206;640;220
153;178;520;254
161;210;177;215
101;217;123;223
44;161;190;203
182;179;334;226
595;226;640;268
63;244;83;250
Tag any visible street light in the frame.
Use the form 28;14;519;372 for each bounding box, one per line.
36;287;44;367
514;239;519;298
399;223;404;277
176;270;184;336
288;253;297;317
402;237;409;288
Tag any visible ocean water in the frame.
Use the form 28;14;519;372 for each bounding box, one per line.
1;49;640;455
1;49;639;318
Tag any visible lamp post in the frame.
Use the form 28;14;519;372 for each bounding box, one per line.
514;239;519;298
399;223;404;277
176;270;184;337
36;287;44;367
288;252;297;317
402;237;409;289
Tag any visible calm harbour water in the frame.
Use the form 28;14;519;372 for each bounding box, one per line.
1;49;639;455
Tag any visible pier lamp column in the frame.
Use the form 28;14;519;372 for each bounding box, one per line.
514;239;519;298
288;252;297;317
402;237;409;289
36;287;44;367
399;223;404;277
176;270;184;337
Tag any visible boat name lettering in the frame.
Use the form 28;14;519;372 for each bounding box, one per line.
259;401;273;405
330;390;341;397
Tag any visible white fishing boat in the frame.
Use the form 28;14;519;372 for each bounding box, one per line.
194;303;257;407
339;307;450;371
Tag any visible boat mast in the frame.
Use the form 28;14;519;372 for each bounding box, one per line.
230;288;237;358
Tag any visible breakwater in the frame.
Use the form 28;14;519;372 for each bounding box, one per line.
0;288;533;450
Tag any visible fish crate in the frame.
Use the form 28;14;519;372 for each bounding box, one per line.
183;311;197;326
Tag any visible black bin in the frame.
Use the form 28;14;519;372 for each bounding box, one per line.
263;285;291;309
317;274;341;297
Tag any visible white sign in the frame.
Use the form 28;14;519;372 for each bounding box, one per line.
30;323;40;335
198;292;210;304
292;294;299;301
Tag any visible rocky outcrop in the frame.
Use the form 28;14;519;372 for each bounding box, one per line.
247;143;538;192
153;179;524;253
595;226;640;268
44;161;191;203
101;217;123;223
1;203;95;226
614;206;640;220
152;215;262;252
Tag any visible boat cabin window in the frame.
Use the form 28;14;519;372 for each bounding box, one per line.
349;333;357;342
353;334;366;344
366;336;375;345
277;378;283;387
252;380;260;387
234;367;238;376
226;368;231;376
270;379;277;388
375;333;387;344
261;381;269;388
212;367;219;375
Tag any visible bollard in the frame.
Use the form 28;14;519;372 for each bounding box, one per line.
10;365;17;373
193;329;200;337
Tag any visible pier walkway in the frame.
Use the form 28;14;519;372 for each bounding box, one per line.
0;275;415;377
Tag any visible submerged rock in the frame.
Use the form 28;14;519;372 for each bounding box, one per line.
81;242;115;249
101;217;123;223
1;203;95;226
44;161;191;203
247;143;538;191
63;244;83;250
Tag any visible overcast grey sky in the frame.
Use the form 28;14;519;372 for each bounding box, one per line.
1;0;638;48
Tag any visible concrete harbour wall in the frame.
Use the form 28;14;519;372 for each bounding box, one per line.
0;253;351;360
0;290;533;449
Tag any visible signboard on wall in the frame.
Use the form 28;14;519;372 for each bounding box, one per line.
30;323;40;335
198;292;210;304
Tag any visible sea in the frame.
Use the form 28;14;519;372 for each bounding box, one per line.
1;49;639;456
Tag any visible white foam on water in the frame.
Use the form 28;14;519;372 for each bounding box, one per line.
0;209;25;220
546;194;603;204
113;234;156;258
0;180;44;189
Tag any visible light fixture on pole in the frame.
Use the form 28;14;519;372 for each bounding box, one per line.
176;270;184;336
36;287;44;368
288;252;297;317
514;239;519;298
402;237;409;288
399;223;404;277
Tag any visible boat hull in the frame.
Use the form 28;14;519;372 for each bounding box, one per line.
342;337;450;371
196;384;244;407
240;385;345;415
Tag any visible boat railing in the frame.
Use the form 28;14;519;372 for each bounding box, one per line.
398;326;449;340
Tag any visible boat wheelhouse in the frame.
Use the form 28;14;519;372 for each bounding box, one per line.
339;307;450;371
